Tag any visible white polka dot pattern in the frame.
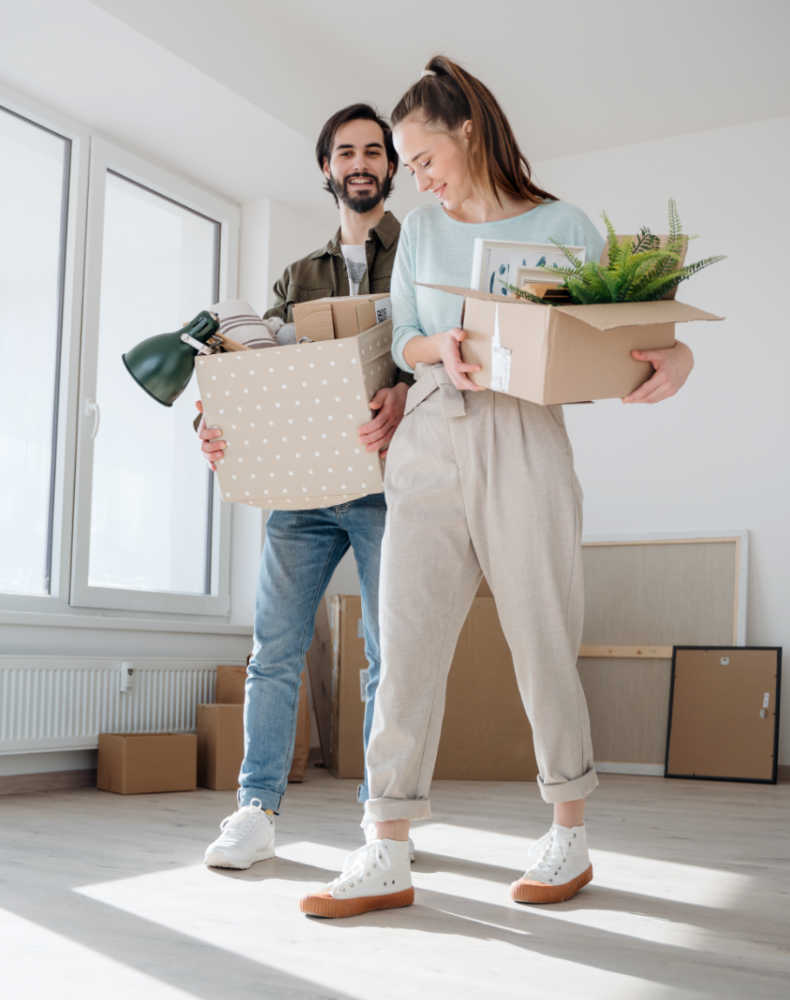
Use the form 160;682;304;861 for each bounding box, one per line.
195;320;393;509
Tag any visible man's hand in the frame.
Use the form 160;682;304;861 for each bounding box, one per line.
358;383;409;455
623;340;695;404
195;400;226;471
437;328;484;391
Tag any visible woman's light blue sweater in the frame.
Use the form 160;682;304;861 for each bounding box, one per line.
391;200;605;373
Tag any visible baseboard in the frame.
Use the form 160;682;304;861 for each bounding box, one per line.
594;762;665;776
0;769;97;796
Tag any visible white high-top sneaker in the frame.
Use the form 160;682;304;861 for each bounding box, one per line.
203;798;276;869
510;824;593;904
300;839;414;918
363;822;416;863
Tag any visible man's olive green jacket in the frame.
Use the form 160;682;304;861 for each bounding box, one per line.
263;211;400;323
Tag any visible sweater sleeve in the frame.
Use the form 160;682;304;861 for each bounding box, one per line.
390;214;424;374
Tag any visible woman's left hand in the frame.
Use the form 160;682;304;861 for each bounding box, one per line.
623;340;695;404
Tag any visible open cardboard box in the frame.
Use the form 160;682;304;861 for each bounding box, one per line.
421;282;722;405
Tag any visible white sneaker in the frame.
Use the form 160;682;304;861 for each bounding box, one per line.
300;839;414;918
203;798;276;869
510;824;593;904
363;822;416;863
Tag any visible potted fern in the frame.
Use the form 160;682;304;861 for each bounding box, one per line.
509;199;725;305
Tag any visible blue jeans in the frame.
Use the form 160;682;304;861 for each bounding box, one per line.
237;492;386;811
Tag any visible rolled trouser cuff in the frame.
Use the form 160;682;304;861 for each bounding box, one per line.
237;787;281;812
363;797;432;823
537;766;598;804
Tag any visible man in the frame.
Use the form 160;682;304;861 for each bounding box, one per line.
197;104;411;869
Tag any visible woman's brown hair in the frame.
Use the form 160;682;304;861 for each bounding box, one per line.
391;55;556;206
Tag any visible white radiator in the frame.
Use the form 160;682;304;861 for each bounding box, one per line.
0;657;225;753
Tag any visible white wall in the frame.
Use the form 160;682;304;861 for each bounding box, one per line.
532;115;790;762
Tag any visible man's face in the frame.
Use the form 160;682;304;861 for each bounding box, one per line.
323;118;393;213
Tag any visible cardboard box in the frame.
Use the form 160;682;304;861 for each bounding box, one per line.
195;318;395;510
215;664;246;703
293;293;390;342
97;733;197;794
419;283;722;405
326;594;538;781
197;671;312;789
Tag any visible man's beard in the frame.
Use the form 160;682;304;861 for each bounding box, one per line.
330;171;391;213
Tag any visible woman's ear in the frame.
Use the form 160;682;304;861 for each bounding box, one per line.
462;119;472;142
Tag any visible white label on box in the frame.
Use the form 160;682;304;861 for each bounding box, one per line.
359;668;369;702
490;304;511;392
374;298;392;324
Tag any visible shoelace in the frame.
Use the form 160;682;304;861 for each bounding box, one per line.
217;799;267;841
523;828;570;879
329;841;392;892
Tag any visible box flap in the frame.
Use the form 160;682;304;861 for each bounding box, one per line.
417;281;530;305
292;299;335;341
553;299;723;331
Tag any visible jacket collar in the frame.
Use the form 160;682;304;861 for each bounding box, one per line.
309;211;400;259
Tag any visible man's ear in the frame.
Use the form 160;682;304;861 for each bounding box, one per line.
321;157;331;180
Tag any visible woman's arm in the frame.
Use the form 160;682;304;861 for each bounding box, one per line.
402;329;482;390
623;340;694;404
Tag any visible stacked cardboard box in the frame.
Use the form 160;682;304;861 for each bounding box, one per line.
196;664;311;790
319;590;538;781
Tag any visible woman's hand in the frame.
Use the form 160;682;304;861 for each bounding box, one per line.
437;328;484;391
358;383;409;455
623;340;695;404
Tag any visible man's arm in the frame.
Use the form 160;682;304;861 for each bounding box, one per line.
262;269;292;324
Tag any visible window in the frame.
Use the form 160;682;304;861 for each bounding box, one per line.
71;141;237;615
0;105;70;596
1;89;239;622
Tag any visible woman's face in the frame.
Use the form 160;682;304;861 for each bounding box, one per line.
393;114;473;212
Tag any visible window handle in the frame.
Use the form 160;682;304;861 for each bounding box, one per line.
85;399;101;440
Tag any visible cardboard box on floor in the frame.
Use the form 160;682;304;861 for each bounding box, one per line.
199;667;312;789
97;733;197;794
195;294;395;511
325;591;538;781
215;664;246;704
417;283;722;405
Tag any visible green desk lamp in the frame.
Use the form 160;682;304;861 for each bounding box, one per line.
122;310;247;407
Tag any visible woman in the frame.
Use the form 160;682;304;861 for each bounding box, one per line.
300;56;694;919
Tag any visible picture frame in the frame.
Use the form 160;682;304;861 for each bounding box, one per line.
470;238;586;295
665;645;782;784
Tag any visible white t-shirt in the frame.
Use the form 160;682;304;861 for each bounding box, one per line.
341;243;367;295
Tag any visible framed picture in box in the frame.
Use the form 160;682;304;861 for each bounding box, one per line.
470;238;586;295
665;646;781;783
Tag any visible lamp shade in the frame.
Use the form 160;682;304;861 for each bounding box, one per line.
121;311;219;406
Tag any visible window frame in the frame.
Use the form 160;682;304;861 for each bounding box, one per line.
0;85;88;616
70;137;238;616
0;83;242;625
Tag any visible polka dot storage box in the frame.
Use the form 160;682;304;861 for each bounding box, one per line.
195;319;395;510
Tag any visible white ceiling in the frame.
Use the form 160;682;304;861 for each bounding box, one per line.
2;0;789;206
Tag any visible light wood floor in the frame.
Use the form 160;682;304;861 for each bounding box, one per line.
1;770;788;999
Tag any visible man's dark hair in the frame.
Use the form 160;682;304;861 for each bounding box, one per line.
315;103;398;204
